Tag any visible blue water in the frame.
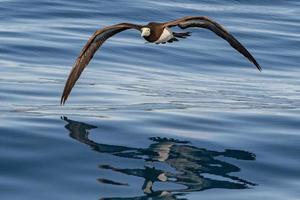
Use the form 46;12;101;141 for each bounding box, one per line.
1;0;300;199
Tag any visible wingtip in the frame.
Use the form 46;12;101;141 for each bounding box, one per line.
60;96;66;106
250;56;262;72
60;89;70;105
255;63;262;72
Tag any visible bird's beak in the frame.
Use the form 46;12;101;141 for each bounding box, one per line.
141;28;148;37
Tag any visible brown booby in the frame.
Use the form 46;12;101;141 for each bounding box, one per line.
61;16;261;105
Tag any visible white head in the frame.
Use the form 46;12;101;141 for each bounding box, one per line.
141;27;151;37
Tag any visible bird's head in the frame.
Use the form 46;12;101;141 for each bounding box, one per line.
141;27;151;37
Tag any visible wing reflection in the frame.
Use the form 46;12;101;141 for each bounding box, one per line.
62;116;256;199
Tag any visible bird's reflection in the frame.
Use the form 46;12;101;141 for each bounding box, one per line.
62;116;256;199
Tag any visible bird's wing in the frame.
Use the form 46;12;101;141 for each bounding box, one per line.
163;16;261;71
61;23;142;105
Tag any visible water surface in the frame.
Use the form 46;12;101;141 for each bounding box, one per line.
0;0;300;199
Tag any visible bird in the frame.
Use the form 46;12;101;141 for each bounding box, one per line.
61;16;261;105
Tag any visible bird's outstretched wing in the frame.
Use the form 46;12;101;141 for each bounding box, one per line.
163;16;261;71
61;23;142;105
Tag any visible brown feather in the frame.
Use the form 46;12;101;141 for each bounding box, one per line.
163;16;261;71
60;23;141;105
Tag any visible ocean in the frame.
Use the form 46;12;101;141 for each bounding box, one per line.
0;0;299;199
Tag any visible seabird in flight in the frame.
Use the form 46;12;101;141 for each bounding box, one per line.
61;16;261;105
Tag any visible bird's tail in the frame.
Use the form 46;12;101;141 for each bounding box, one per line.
173;31;191;39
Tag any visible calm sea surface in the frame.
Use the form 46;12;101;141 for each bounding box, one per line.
0;0;300;199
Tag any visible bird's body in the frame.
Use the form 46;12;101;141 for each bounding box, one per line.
142;22;164;42
61;16;262;105
153;27;173;44
141;22;190;44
